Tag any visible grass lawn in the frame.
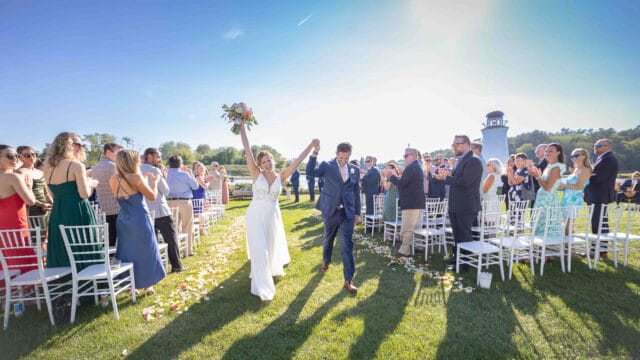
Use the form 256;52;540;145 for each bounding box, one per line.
2;198;640;359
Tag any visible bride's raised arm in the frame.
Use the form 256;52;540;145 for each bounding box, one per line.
239;121;261;181
280;139;320;181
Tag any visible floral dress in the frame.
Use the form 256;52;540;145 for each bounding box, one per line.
508;167;531;202
534;162;567;235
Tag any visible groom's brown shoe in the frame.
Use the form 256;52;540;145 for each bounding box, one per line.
344;281;358;294
320;262;329;272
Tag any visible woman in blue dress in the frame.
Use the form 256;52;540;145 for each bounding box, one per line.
529;143;566;235
191;161;209;213
110;150;165;296
559;148;591;224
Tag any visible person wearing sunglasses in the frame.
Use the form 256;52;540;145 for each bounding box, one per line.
0;145;40;272
434;135;483;270
43;132;100;268
16;145;52;216
559;149;592;204
584;139;619;241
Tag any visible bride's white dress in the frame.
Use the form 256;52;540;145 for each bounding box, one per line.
245;172;290;301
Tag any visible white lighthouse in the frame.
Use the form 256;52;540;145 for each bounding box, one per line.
480;111;509;163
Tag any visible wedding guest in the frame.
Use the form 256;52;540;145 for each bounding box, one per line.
16;146;52;216
207;161;223;197
616;171;640;204
482;158;503;225
140;148;185;273
191;161;209;213
529;143;566;235
110;150;165;295
559;148;592;226
471;142;487;195
435;135;483;270
43;132;99;268
507;153;531;203
382;161;401;223
220;166;230;204
92;142;123;247
0;145;38;271
501;155;516;210
532;144;548;207
422;154;432;197
584;139;619;239
427;154;447;200
306;150;318;202
290;168;300;202
166;155;199;256
362;156;381;220
239;121;318;300
382;148;425;257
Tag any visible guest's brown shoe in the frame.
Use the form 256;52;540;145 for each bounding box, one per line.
320;262;329;272
344;281;358;293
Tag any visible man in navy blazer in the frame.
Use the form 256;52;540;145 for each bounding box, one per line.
290;169;300;202
584;139;619;235
306;150;318;202
382;148;426;256
435;135;483;269
309;142;361;293
362;156;381;217
427;154;447;200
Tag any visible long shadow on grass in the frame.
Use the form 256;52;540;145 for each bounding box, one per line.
221;272;338;359
434;269;530;359
532;258;640;357
127;262;261;360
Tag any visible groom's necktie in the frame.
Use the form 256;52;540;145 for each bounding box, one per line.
340;165;348;182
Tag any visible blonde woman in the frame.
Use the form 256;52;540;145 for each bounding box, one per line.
109;150;165;295
191;161;208;213
482;158;503;225
559;148;592;214
43;132;99;268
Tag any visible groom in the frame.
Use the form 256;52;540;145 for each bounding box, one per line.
309;142;361;293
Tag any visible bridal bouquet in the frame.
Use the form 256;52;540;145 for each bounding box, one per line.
221;102;258;134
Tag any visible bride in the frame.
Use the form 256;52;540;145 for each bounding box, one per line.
239;121;319;301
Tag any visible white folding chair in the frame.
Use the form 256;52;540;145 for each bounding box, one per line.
616;204;640;267
587;204;625;268
456;206;505;284
1;228;72;330
205;190;225;219
363;194;385;236
564;204;594;271
28;214;49;234
59;223;136;323
148;210;169;272
413;200;448;257
492;207;541;279
531;206;568;276
383;199;402;245
170;207;189;258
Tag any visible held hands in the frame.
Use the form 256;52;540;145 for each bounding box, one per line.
311;139;320;151
435;168;449;180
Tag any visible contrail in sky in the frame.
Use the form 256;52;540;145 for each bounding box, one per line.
297;13;313;26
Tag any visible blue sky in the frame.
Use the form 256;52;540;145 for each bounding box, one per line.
1;0;639;162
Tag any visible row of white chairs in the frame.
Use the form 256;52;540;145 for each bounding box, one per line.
1;224;136;329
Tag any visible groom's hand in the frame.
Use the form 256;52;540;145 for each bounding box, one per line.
354;215;361;225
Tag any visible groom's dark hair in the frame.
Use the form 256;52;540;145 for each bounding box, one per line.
336;142;352;153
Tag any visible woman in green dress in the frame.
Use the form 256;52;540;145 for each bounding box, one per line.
529;143;566;236
16;145;52;216
382;161;401;224
43;132;99;268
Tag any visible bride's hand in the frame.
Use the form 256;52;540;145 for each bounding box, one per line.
311;139;320;150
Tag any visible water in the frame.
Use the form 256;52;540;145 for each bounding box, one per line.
231;176;310;190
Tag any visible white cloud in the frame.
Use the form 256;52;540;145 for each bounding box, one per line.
223;28;244;40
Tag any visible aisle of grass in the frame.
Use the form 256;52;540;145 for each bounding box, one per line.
2;198;640;359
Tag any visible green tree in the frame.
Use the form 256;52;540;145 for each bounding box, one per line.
159;141;195;165
83;133;117;167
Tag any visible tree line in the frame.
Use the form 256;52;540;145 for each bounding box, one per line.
41;126;638;172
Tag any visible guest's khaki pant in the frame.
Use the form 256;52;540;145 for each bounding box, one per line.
168;199;194;256
399;209;423;255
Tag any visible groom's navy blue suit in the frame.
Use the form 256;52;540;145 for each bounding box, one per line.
309;156;361;282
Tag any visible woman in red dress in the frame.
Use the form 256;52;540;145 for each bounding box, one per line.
0;145;40;273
